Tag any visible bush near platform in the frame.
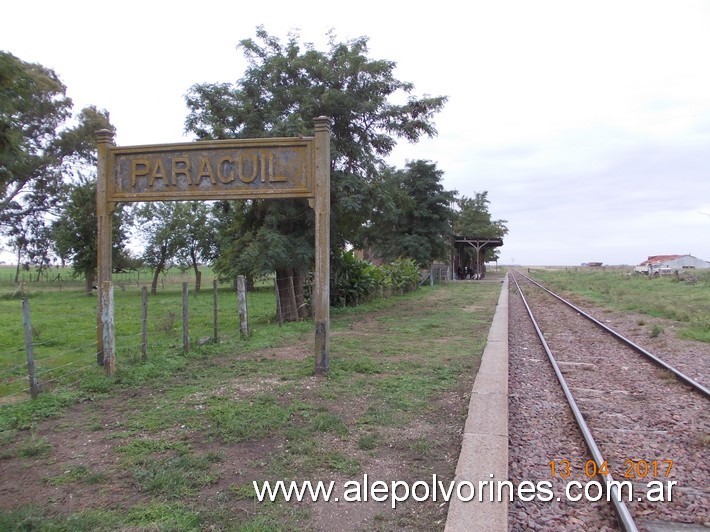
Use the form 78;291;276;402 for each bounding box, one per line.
330;250;421;307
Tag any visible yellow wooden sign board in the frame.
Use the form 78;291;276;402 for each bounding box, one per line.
108;137;314;202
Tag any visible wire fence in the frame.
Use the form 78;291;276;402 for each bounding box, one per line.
0;272;281;404
1;265;451;404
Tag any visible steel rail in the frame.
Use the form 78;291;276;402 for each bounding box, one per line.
516;271;710;400
511;272;639;532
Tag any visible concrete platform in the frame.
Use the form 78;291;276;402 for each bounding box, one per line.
445;273;509;532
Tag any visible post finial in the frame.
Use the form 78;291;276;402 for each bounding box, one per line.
96;129;115;144
314;116;332;132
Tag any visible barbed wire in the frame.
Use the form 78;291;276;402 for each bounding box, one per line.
38;362;101;387
0;374;30;386
35;356;96;377
1;386;31;401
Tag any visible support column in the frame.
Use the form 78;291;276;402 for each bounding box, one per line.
313;116;331;375
96;129;114;367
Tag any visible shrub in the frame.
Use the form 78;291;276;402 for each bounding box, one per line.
330;250;378;306
330;251;421;307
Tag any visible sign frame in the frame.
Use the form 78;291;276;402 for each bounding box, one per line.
108;136;316;203
96;117;331;375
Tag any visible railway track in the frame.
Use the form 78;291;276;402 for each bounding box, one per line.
508;271;709;531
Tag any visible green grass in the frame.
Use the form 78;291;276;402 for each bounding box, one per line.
17;435;52;458
0;503;203;531
44;465;108;486
0;277;504;530
132;452;222;497
206;395;293;443
530;268;710;342
0;265;280;398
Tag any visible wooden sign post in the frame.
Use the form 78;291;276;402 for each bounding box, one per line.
96;117;331;375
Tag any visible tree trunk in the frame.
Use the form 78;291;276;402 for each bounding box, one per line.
194;270;202;295
150;265;162;296
85;270;96;296
191;249;201;295
275;267;299;322
294;266;310;319
150;244;168;295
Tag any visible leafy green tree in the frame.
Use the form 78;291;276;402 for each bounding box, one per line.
9;215;53;283
173;201;217;295
453;192;508;238
52;177;130;294
1;51;121;281
134;202;185;295
367;160;455;266
0;51;71;227
52;178;99;291
134;202;216;295
453;191;508;262
184;27;447;320
51;107;128;294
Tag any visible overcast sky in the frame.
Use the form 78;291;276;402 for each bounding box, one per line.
3;0;709;265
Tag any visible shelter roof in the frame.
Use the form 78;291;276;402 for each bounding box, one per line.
452;235;504;246
452;235;504;255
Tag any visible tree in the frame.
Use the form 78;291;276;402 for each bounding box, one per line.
185;27;447;320
453;191;509;262
172;201;216;295
52;176;130;293
0;51;72;229
9;215;53;283
51;107;127;294
454;192;508;238
1;51;120;280
367;160;456;266
133;202;216;295
134;202;184;295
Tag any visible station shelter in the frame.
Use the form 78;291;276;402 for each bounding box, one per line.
451;235;503;279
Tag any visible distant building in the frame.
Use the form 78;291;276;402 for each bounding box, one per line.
634;254;710;275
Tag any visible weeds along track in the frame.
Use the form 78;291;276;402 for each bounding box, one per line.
508;271;709;531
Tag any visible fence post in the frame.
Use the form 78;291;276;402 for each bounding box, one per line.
21;298;39;399
237;275;249;337
141;286;148;362
101;281;115;376
182;282;189;352
274;278;283;326
213;279;219;344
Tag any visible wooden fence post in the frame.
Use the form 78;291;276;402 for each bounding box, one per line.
101;281;115;376
182;282;189;352
237;275;249;337
96;129;114;366
21;298;39;399
141;286;148;362
274;278;283;326
213;279;219;344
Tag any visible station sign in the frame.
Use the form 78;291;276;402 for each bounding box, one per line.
108;137;314;202
96;118;332;377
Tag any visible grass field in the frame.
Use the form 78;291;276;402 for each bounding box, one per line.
0;266;278;399
0;275;503;530
527;267;710;342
